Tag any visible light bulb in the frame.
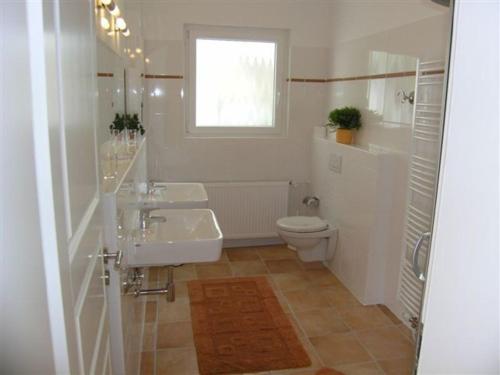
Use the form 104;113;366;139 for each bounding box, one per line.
145;58;150;64
130;53;136;59
122;28;130;37
135;48;142;54
115;17;126;31
107;1;120;16
100;16;110;30
101;0;112;5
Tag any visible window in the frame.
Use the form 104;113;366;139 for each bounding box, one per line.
185;25;289;137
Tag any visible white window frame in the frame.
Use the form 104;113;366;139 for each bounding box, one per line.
184;24;290;138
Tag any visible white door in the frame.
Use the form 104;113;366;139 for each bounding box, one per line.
1;0;111;373
417;1;500;373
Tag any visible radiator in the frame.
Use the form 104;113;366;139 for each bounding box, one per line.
397;60;445;323
204;181;289;240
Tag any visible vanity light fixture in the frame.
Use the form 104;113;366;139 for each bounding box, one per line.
107;1;120;16
135;48;142;54
115;17;126;31
101;0;112;5
145;58;150;64
100;16;110;30
122;28;130;37
130;53;136;59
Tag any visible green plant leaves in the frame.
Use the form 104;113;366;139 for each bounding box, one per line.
328;106;362;130
109;113;145;135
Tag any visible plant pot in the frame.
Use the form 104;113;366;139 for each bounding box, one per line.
336;128;353;144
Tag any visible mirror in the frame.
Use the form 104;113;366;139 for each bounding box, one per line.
94;0;146;191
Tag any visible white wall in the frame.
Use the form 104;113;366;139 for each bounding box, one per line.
311;129;409;305
0;3;56;372
419;1;499;372
321;5;451;319
141;0;331;183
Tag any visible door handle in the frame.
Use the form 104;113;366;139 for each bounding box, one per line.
412;232;431;281
102;248;123;270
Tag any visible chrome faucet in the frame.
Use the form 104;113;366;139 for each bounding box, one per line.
139;209;166;230
146;181;166;196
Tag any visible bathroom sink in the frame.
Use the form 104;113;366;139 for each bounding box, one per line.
125;209;223;267
119;182;208;210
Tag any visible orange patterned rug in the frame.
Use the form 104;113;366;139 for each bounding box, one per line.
188;277;311;375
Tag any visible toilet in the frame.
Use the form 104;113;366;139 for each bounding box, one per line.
276;216;338;262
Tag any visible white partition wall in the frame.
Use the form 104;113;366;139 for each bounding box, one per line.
418;1;499;373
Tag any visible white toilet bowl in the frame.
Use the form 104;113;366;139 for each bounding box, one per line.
276;216;338;262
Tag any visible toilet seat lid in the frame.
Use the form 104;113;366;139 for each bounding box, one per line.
277;216;328;233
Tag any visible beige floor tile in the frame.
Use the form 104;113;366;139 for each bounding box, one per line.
145;301;157;323
377;357;414;375
156;347;199;375
397;324;414;342
300;261;327;270
270;370;321;375
322;287;362;310
310;332;372;367
304;269;343;287
283;288;332;312
338;306;393;331
140;351;155;375
230;260;268;276
158;297;191;323
275;291;292;314
148;267;161;283
142;323;156;351
376;305;401;325
265;259;303;274
335;361;383;375
272;272;311;291
167;265;197;281
286;313;306;338
195;263;232;279
299;335;325;370
157;321;194;349
173;281;189;298
226;247;260;261
295;308;350;337
356;326;414;360
257;245;298;260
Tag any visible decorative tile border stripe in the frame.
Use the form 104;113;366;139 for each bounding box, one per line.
421;69;445;76
97;72;114;77
288;69;445;84
144;74;183;79
142;69;445;83
286;78;327;83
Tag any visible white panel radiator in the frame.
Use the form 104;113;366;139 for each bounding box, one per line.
397;60;446;324
204;181;289;240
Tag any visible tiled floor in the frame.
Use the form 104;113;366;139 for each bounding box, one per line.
140;245;415;375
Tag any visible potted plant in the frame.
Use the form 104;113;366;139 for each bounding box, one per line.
109;113;125;133
109;113;145;135
125;113;145;135
327;106;362;145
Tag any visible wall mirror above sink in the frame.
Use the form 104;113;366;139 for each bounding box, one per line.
93;3;223;374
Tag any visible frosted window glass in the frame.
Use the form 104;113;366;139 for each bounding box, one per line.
195;39;276;127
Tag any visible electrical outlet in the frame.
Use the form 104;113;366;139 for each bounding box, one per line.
329;153;342;173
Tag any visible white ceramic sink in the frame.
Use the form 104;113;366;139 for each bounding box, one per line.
125;209;223;267
119;182;208;210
